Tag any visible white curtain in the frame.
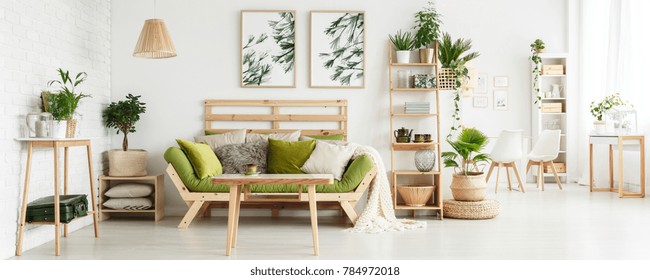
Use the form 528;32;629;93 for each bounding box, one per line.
577;0;650;185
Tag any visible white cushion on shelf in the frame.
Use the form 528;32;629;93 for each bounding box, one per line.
105;183;154;198
103;198;153;210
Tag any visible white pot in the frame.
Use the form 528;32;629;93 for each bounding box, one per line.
396;50;410;63
51;120;67;139
108;149;148;177
593;121;606;135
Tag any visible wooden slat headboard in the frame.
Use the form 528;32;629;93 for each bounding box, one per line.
204;100;348;139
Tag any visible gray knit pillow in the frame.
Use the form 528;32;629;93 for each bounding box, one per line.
215;141;268;174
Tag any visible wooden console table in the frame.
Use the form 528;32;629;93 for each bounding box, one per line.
211;174;333;256
15;138;100;256
589;135;645;198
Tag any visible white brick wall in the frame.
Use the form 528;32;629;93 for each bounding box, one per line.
0;0;111;259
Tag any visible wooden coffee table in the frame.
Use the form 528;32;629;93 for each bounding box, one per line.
211;174;334;256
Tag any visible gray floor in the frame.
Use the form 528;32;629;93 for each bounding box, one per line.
11;183;650;260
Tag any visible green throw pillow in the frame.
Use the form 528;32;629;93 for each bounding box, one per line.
176;139;223;179
267;139;316;174
307;134;345;140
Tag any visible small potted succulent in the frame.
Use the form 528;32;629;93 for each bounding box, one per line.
389;30;415;63
442;127;490;201
412;1;442;63
43;69;90;138
103;94;148;176
589;93;626;135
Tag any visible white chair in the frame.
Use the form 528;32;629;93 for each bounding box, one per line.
486;130;525;193
525;129;562;191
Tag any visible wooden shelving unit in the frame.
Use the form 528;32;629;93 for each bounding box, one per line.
98;174;164;221
388;42;443;219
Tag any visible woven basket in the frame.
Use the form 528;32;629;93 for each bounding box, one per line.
443;199;500;219
108;149;148;177
397;185;435;206
450;173;487;201
65;119;76;138
438;68;457;90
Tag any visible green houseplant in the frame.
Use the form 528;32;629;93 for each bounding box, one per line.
389;30;415;63
103;94;148;177
412;1;442;63
437;32;480;138
442;127;490;201
44;68;90;138
530;39;545;105
589;93;626;134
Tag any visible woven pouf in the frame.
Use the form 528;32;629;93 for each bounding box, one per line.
443;199;500;220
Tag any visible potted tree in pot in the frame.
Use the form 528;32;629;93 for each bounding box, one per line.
442;127;490;201
389;30;415;63
103;94;148;177
413;1;442;64
44;68;90;138
589;93;626;135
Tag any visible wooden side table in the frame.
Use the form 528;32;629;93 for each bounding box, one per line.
211;174;334;256
15;138;100;256
589;135;645;198
99;174;164;221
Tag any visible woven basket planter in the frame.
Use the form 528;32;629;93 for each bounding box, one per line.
443;199;500;219
450;172;487;201
438;68;457;90
108;149;148;177
65;119;76;138
397;185;435;206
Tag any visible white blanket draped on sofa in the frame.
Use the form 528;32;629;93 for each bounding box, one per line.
347;144;426;233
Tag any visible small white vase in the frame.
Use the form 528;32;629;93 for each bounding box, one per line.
593;121;606;135
396;50;410;63
51;120;67;139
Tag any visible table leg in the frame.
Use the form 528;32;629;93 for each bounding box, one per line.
232;185;242;248
226;184;238;256
640;138;646;198
64;147;69;237
308;184;319;256
589;143;593;192
54;143;60;256
86;144;99;238
609;144;614;191
15;142;34;256
618;140;624;197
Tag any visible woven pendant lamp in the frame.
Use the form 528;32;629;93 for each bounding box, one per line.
133;18;177;58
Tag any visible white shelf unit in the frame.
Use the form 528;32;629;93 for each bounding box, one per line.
531;53;570;181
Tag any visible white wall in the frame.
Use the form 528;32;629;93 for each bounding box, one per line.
0;0;111;259
110;0;567;216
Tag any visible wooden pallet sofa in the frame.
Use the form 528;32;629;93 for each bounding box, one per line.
165;99;377;229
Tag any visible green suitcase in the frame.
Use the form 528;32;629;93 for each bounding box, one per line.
26;194;89;223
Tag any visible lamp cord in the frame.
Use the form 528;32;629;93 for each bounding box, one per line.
154;0;156;18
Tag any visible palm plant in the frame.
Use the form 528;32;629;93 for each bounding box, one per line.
389;30;414;51
413;1;442;49
437;33;480;68
442;127;490;176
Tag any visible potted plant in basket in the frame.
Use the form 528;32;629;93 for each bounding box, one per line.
442;127;490;201
43;68;90;138
412;1;442;63
389;30;415;63
530;39;545;105
589;93;626;135
103;94;148;177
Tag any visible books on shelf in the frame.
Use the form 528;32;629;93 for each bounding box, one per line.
404;102;430;114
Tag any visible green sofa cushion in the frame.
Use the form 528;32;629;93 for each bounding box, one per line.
164;147;373;193
306;134;345;140
267;139;315;174
176;139;222;179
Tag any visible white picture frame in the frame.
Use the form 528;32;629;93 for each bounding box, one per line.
310;11;365;88
475;73;487;93
494;90;508;110
494;76;509;88
241;10;296;88
473;96;488;108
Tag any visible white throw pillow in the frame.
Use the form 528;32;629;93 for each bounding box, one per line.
103;198;153;210
246;130;300;143
105;183;154;198
194;129;246;151
299;135;348;145
300;140;356;180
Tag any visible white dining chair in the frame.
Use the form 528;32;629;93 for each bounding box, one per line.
486;130;525;193
525;129;562;191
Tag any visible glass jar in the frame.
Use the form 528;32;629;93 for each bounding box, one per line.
26;112;53;138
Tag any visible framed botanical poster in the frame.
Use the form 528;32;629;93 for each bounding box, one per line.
241;10;296;87
310;11;365;88
475;73;487;93
494;90;508;110
473;96;488;108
